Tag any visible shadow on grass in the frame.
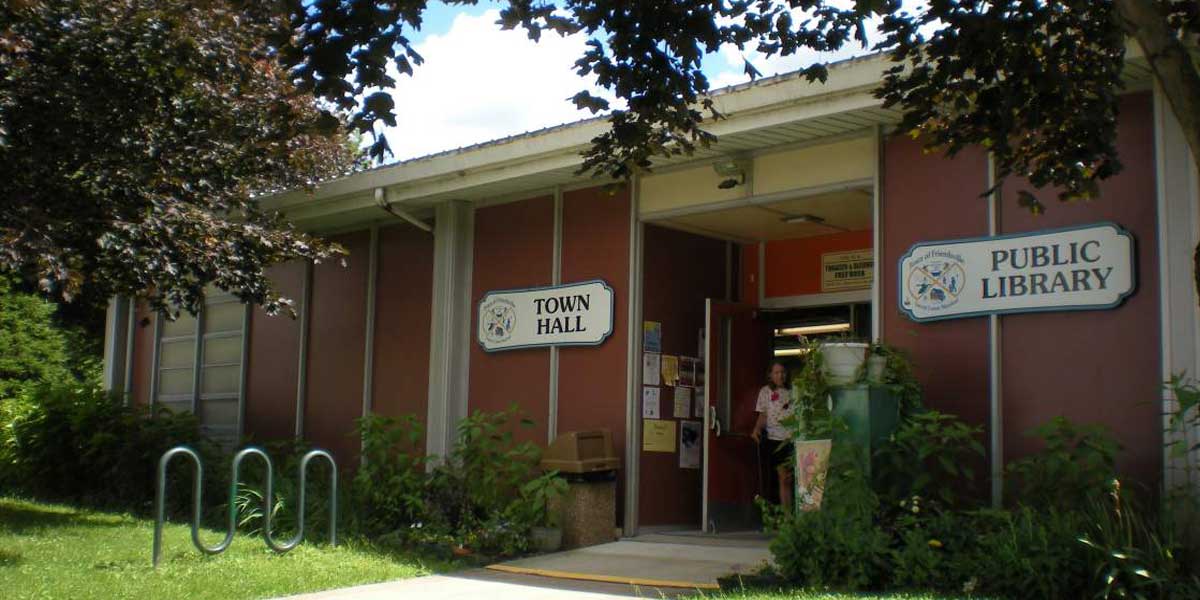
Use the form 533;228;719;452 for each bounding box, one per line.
0;548;22;567
0;500;121;535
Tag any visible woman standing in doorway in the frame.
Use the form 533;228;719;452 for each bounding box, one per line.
750;361;794;509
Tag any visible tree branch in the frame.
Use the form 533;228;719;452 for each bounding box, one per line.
1115;0;1200;174
1114;0;1200;306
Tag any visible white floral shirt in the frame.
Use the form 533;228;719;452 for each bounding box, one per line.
755;385;794;441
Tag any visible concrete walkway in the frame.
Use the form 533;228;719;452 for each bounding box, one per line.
279;568;696;599
278;534;772;600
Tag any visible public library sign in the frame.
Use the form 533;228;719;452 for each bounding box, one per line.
477;279;614;351
899;223;1135;322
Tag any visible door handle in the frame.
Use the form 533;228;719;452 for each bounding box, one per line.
709;405;722;436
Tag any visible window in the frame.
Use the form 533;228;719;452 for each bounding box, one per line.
152;288;247;446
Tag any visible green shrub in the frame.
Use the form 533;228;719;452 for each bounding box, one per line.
769;440;889;589
420;406;545;556
1006;416;1120;511
352;414;428;537
873;410;985;509
770;506;890;589
1078;480;1199;600
2;382;215;512
342;406;551;557
0;279;73;399
954;507;1092;598
231;439;345;543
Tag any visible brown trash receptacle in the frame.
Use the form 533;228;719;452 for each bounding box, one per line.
541;430;619;550
540;430;620;474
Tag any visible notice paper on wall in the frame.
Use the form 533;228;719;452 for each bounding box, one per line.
643;419;675;453
673;386;691;418
694;386;706;418
679;357;697;387
643;321;662;353
661;355;680;387
642;352;661;385
642;386;661;419
679;421;702;469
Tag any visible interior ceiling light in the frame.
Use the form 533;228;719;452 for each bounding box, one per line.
775;323;852;336
782;213;826;225
773;347;812;357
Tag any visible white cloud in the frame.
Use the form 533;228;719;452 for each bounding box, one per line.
377;10;614;161
708;2;885;90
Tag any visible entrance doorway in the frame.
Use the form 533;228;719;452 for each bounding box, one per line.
636;184;875;536
700;300;871;533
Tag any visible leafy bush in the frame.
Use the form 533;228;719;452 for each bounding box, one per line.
420;406;546;556
345;406;555;558
955;507;1092;598
1079;479;1200;600
1006;416;1120;511
767;409;1200;599
352;414;428;537
231;439;344;543
770;504;890;589
768;440;888;589
1;382;216;513
0;278;73;399
874;410;985;509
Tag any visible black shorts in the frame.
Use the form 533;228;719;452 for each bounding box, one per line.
770;439;794;469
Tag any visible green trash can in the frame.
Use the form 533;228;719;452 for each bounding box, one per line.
830;384;900;468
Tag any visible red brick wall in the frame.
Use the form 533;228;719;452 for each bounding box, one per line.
243;261;304;442
371;224;435;432
882;139;993;434
304;231;370;465
469;196;555;445
558;186;632;521
997;93;1161;481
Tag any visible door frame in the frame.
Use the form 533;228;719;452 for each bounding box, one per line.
624;128;883;537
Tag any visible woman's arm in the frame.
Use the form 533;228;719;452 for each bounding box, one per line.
751;411;767;443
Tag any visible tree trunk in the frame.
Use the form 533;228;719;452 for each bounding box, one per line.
1113;0;1200;305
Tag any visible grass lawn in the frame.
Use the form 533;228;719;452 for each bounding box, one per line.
0;497;447;600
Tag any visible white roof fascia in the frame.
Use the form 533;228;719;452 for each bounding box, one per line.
262;54;895;217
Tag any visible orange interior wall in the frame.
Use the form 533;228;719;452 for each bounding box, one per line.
763;230;873;298
740;243;759;305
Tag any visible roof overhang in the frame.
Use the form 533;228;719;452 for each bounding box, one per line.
261;43;1154;233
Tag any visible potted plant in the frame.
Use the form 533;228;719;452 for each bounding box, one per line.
866;341;888;384
517;471;568;553
819;337;868;385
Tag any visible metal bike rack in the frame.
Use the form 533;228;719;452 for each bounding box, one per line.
152;445;337;567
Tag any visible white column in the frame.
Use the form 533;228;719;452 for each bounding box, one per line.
426;200;475;460
295;260;313;438
101;297;131;393
987;155;1004;508
548;187;564;444
1155;85;1200;490
623;177;643;536
871;125;883;339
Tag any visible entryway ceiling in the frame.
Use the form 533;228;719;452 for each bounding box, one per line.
658;187;872;242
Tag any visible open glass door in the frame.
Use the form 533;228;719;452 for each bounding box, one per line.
702;299;769;533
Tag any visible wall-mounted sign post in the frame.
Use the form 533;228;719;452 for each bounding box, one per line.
478;279;614;351
899;223;1135;322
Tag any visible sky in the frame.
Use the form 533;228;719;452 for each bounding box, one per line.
377;1;885;162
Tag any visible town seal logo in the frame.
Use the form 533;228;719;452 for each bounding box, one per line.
481;298;516;344
906;250;966;313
